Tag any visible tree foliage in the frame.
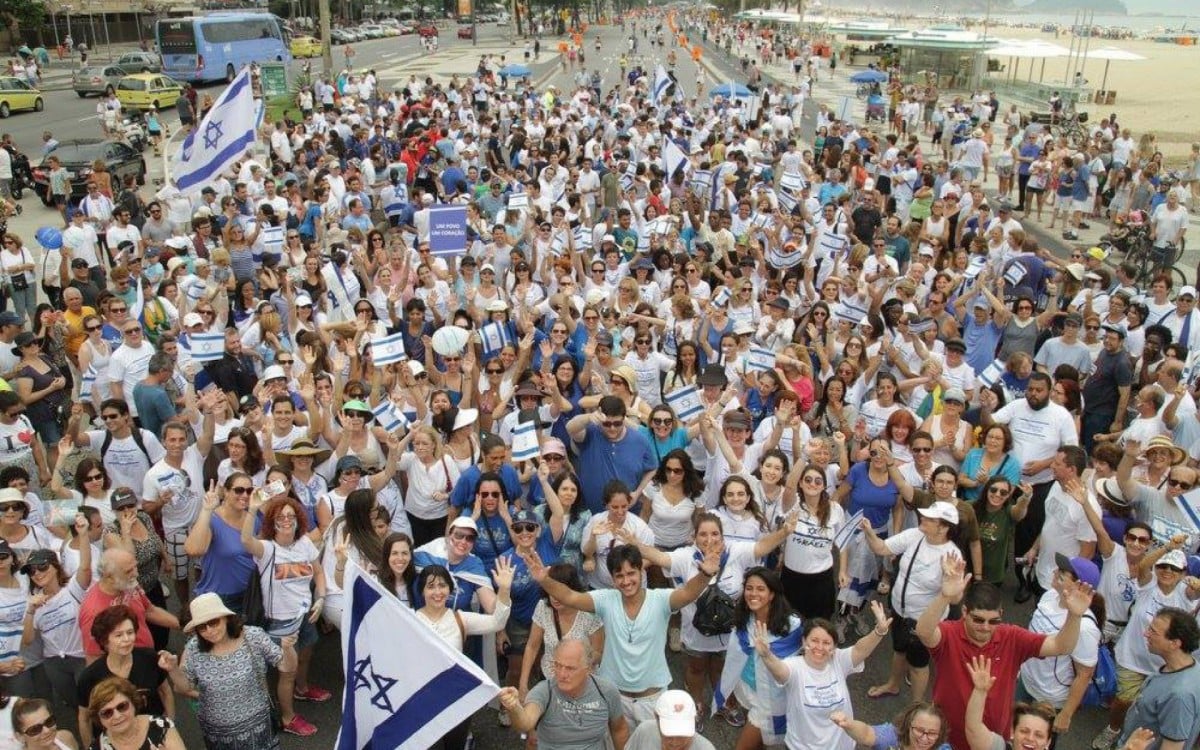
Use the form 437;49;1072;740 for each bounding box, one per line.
1;0;47;50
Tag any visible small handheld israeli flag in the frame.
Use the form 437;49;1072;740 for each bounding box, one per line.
977;358;1006;389
690;170;712;198
370;332;406;366
511;420;539;462
508;193;528;210
746;346;776;373
479;322;511;359
190;333;226;363
665;385;704;422
371;400;409;433
574;226;592;250
832;510;865;550
78;366;97;400
1004;262;1027;286
712;287;731;308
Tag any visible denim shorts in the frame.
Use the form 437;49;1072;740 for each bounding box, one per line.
266;613;319;650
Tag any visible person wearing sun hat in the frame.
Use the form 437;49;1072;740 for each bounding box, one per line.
275;438;333;527
1116;437;1197;548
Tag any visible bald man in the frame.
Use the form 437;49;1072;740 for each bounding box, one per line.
78;548;179;663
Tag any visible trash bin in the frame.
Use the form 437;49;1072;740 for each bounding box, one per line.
1094;90;1106;103
1105;91;1116;104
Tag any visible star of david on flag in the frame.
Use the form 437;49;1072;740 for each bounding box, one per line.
336;560;499;750
171;67;258;194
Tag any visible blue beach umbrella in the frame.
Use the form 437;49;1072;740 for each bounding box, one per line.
709;82;751;98
500;63;532;78
849;69;889;83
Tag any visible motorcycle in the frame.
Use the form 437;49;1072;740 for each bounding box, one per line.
120;114;147;152
8;150;32;201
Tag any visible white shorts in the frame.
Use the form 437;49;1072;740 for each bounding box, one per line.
1073;197;1092;213
620;690;664;728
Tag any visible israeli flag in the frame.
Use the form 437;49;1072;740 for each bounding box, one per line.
171;68;258;194
508;193;528;210
371;400;409;434
665;385;704;422
1176;490;1200;534
690;170;712;199
574;226;592;250
832;510;864;550
511;420;539;462
977;358;1006;389
371;332;406;366
1004;262;1027;286
189;333;225;363
479;322;511;359
662;140;689;180
337;560;499;750
780;171;806;193
620;161;637;191
712;287;731;308
653;65;673;105
746;346;776;373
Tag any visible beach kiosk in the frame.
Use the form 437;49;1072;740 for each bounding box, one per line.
885;26;999;91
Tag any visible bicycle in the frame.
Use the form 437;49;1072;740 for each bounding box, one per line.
1128;237;1188;287
855;83;874;99
1049;109;1090;148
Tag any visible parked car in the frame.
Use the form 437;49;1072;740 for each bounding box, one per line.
290;35;323;58
71;65;131;98
329;28;354;44
457;23;473;39
115;51;162;74
358;24;384;38
114;73;183;112
32;139;146;206
417;22;438;37
397;23;415;34
0;76;42;118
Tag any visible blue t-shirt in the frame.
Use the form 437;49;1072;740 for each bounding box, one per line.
410;547;492;612
845;461;898;529
871;722;952;750
574;423;658;514
500;539;556;626
449;465;524;511
590;588;674;691
473;512;514;572
959;449;1021;502
963;315;1004;374
196;511;256;598
636;426;690;466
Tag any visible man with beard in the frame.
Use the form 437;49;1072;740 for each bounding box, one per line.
981;373;1078;602
78;546;180;662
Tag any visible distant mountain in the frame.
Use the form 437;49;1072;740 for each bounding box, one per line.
1022;0;1128;12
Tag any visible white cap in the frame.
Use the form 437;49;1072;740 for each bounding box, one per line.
1179;286;1198;299
407;360;426;377
654;690;696;738
448;516;478;533
262;365;287;382
602;234;616;244
485;299;508;312
1159;549;1188;570
296;293;313;307
917;501;960;525
182;313;205;328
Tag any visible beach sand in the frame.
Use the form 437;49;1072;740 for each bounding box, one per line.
988;24;1198;161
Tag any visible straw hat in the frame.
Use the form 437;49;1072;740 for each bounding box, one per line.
1142;436;1186;466
184;592;237;633
277;439;332;471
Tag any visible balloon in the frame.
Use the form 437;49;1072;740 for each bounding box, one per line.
34;227;62;250
431;326;471;357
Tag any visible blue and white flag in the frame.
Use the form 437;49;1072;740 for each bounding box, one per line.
189;333;225;363
665;385;704;422
479;322;511;359
653;65;673;105
746;346;776;373
832;510;864;550
171;68;258;194
511;420;539;462
712;287;731;308
689;170;712;199
620;161;637;191
1175;489;1200;534
370;332;406;366
574;226;592;250
1004;262;1027;286
337;560;499;750
662;139;689;180
371;400;409;434
977;358;1006;389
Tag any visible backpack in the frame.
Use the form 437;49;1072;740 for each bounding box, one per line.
1082;636;1117;707
692;556;735;637
101;428;152;465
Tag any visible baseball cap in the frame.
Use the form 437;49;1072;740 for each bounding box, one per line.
110;487;138;511
449;516;478;534
261;365;286;382
541;438;567;458
183;312;205;328
70;258;89;269
917;501;960;525
1158;549;1188;571
942;387;967;404
655;690;696;738
1054;552;1100;588
511;509;542;527
1179;286;1198;300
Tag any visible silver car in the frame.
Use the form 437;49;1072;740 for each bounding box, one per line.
116;51;162;74
72;65;131;98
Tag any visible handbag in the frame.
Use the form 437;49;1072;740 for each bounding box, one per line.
692;555;736;637
8;249;28;291
241;546;275;630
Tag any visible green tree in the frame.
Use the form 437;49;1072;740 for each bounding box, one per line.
1;0;47;51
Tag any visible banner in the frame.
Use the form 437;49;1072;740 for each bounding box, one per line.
429;205;468;260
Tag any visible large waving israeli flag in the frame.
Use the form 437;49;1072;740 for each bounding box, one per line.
653;65;673;105
171;68;258;194
337;560;499;750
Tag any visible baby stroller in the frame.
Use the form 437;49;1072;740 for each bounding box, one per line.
865;93;886;122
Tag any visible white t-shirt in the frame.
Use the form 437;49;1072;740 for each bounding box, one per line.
668;541;758;653
1097;544;1136;630
779;648;862;750
581;511;654;591
1019;590;1101;705
989;401;1078;484
704;443;763;509
107;342;156;417
257;537;320;621
886;529;961;619
84;429;164;495
142;449;205;534
783;502;847;575
1034;483;1100;590
859;400;910;439
31;576;87;658
1114;579;1193;675
642;484;697;549
396;453;459;520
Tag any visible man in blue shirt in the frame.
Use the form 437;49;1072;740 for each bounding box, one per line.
567;397;658;514
1066;154;1092;240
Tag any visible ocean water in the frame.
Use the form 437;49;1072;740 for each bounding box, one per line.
960;11;1200;33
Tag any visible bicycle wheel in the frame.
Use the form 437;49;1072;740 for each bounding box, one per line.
1168;264;1189;289
1127;246;1154;284
1049;124;1062;139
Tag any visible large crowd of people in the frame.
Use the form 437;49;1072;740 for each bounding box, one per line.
0;7;1197;750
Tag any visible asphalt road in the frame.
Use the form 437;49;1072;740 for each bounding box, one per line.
5;18;1113;750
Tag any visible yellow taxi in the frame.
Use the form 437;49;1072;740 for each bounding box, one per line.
115;73;183;111
290;36;324;58
0;76;43;118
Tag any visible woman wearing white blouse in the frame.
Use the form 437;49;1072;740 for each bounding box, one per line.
416;559;512;750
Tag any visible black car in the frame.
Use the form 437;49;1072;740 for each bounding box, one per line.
31;139;146;206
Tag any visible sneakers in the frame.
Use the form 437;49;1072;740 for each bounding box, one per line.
720;705;747;727
498;708;512;727
669;626;683;652
1063;230;1079;240
1091;725;1120;750
283;715;318;736
293;685;333;702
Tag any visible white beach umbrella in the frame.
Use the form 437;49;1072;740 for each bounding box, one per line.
1082;46;1147;91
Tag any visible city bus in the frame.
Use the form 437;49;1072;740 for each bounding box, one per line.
156;12;292;84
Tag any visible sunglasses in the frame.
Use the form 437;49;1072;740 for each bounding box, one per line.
450;531;477;542
478;491;501;499
664;465;684;475
601;420;624;428
0;503;23;513
109;307;127;313
513;523;539;533
1124;533;1151;544
651;417;673;426
228;486;253;495
98;700;132;720
988;486;1010;495
802;475;825;485
1168;478;1195;490
123;328;142;335
20;715;57;736
27;562;51;574
486;368;503;375
85;473;104;482
85;324;102;332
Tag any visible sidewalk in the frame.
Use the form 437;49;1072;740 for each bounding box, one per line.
30;44;148;92
701;37;1200;281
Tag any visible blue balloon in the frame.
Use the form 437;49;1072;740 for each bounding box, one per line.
34;226;62;250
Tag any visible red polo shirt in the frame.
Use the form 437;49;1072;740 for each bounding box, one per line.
79;585;155;658
930;619;1047;750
